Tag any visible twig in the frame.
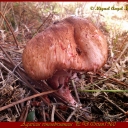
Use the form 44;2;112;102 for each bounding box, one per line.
0;45;15;66
102;96;127;115
35;13;53;35
0;62;19;79
78;89;128;92
18;100;30;122
42;105;46;122
93;83;108;96
66;109;77;122
105;42;128;74
0;2;10;28
71;80;81;104
109;77;128;87
54;110;66;121
86;77;108;88
0;11;19;48
0;90;56;112
51;104;56;122
116;42;128;63
86;75;128;88
107;113;123;118
14;105;20;117
0;69;6;90
23;100;30;122
12;62;22;73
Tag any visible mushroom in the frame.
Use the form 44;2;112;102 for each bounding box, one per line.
22;16;108;106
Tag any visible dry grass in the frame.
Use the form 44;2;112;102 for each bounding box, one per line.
0;2;128;122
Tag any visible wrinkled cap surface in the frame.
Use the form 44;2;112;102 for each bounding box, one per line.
22;16;108;80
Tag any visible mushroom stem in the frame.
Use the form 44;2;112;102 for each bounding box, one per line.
47;70;77;106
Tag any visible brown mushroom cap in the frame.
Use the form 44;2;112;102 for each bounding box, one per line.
22;16;108;81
